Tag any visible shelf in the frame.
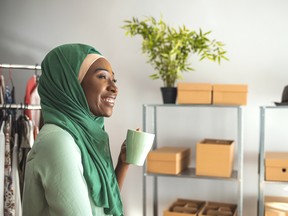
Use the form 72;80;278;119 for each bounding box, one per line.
145;167;238;181
143;104;243;216
143;104;242;108
263;180;288;185
258;106;288;216
261;105;288;109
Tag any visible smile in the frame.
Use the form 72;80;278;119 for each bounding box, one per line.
103;97;115;105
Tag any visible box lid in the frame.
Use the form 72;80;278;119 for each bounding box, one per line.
265;152;288;167
147;146;190;161
213;84;248;93
178;82;212;91
199;139;234;146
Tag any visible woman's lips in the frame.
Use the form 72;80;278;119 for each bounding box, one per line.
103;97;115;106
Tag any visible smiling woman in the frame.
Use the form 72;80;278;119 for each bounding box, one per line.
22;44;129;216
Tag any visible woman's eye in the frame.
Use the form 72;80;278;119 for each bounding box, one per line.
97;74;107;79
97;74;117;83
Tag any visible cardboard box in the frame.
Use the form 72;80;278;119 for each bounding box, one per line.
196;139;234;177
265;208;288;216
265;196;288;216
198;201;237;216
265;152;288;181
212;84;248;105
164;199;206;216
147;146;190;175
177;83;212;104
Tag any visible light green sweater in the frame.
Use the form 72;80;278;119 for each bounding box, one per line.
22;124;111;216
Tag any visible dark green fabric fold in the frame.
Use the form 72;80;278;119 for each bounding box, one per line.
38;43;123;216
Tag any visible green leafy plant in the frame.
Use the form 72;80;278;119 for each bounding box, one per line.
122;16;228;87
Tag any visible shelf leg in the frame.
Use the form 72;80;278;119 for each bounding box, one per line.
153;176;158;216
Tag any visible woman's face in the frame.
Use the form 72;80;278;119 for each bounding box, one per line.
81;58;118;117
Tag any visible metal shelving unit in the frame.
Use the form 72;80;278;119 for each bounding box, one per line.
142;104;244;216
258;106;288;216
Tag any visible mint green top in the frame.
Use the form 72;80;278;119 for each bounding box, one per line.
22;124;111;216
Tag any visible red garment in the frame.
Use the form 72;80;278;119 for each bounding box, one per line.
24;75;37;119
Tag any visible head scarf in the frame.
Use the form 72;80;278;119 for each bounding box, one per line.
39;43;123;216
78;53;103;83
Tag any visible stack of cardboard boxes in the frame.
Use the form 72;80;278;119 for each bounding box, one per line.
146;139;236;216
264;152;288;215
177;83;248;105
265;152;288;181
147;139;234;178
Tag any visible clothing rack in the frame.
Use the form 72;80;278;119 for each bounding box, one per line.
0;63;42;110
0;104;41;110
0;64;41;71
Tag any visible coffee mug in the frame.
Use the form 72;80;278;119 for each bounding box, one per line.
126;129;155;166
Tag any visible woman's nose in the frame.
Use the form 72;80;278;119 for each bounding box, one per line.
107;80;118;93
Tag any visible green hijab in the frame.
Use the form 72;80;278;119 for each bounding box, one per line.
39;43;123;216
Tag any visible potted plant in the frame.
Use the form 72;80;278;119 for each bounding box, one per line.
122;16;228;103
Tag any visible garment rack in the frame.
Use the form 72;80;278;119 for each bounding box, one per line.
0;63;42;110
0;64;41;70
0;104;41;110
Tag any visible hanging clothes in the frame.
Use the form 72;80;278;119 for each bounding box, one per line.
5;75;15;105
0;63;42;216
30;86;40;136
4;115;15;216
0;76;6;122
12;133;21;216
17;115;34;198
0;121;5;216
0;75;5;105
0;109;35;216
24;75;36;119
24;75;41;137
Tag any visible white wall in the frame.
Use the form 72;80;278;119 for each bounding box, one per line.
1;0;288;215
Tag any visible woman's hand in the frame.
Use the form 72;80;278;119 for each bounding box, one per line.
115;140;129;190
118;140;128;165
